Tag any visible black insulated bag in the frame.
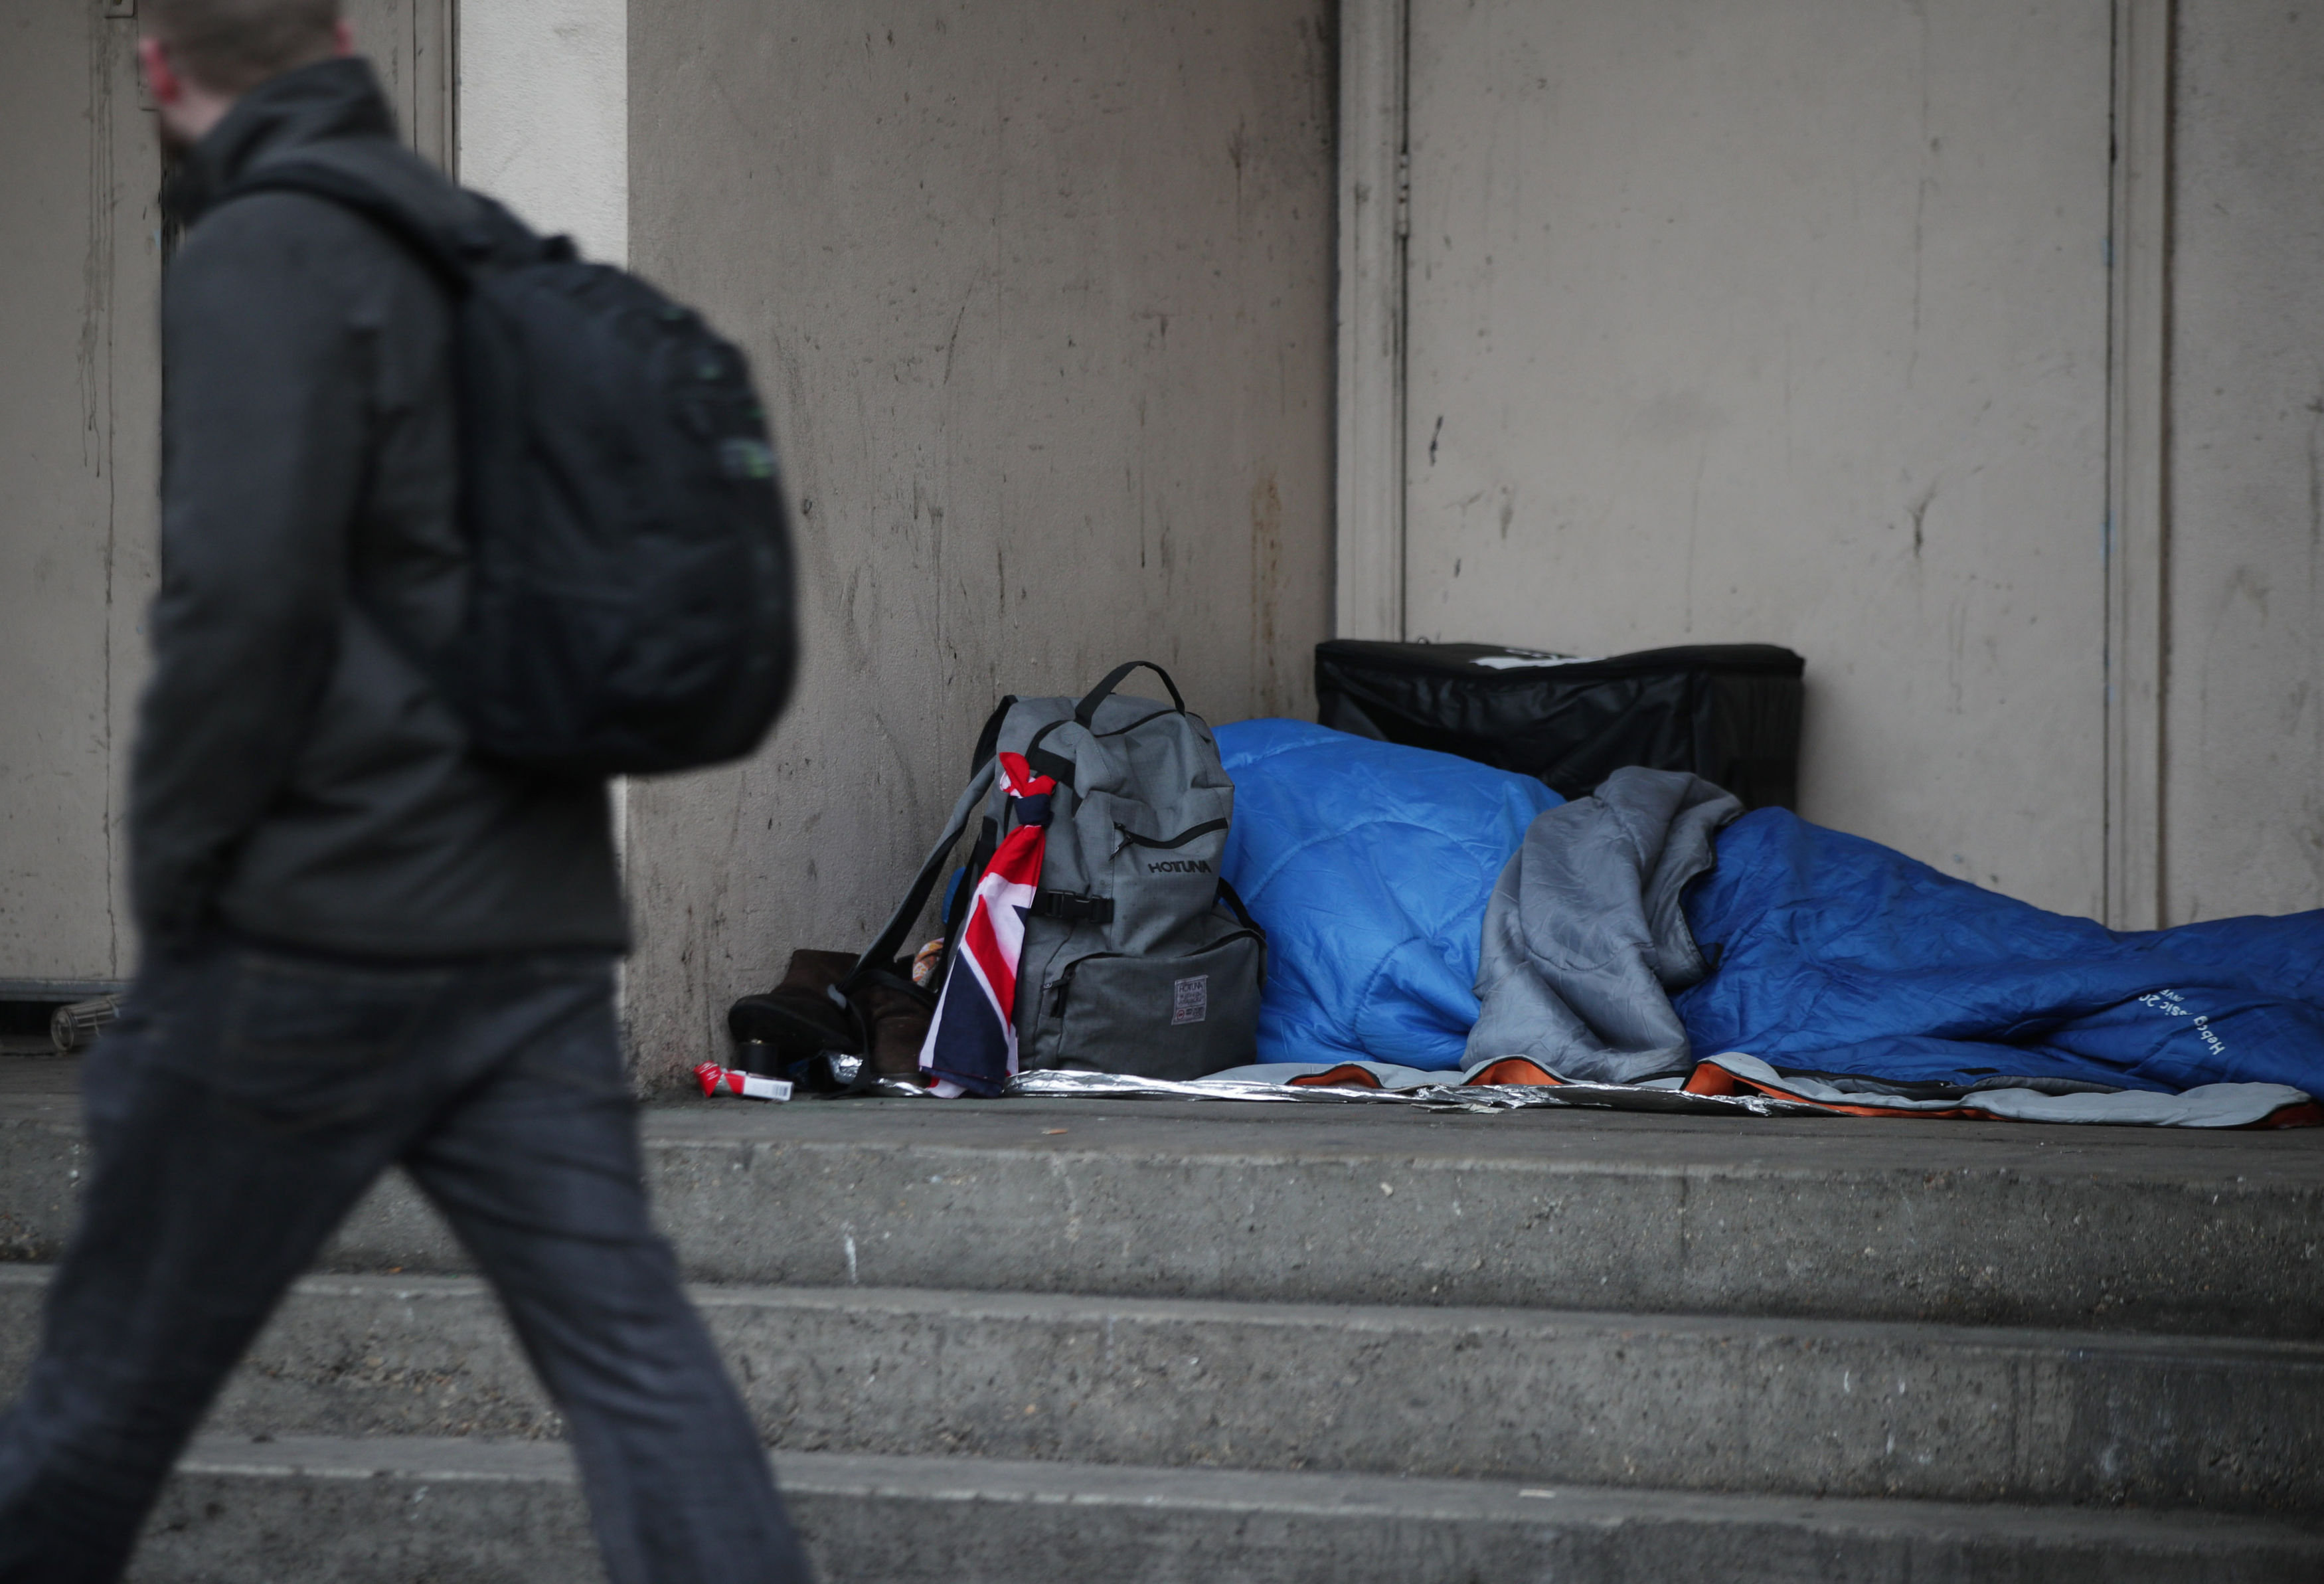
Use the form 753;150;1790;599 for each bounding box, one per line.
1315;640;1805;810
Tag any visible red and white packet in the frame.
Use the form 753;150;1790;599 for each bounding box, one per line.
695;1062;794;1103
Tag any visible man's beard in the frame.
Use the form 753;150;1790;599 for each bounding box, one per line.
157;147;205;252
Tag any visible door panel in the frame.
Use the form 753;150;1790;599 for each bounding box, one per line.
347;0;456;170
0;3;449;990
0;9;158;990
1402;0;2111;913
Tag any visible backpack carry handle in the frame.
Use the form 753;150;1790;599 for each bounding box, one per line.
1073;660;1186;727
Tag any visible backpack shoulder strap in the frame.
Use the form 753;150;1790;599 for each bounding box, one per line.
218;159;477;292
968;695;1018;772
1217;878;1267;986
849;756;999;986
217;162;496;731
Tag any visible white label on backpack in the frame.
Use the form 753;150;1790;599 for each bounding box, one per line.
1172;975;1209;1025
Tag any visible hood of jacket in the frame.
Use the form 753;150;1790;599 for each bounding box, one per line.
165;56;400;232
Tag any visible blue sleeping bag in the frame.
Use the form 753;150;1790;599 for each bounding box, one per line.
1217;719;2324;1095
1216;719;1559;1069
1679;810;2324;1095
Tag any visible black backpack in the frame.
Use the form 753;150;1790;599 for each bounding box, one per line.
222;161;796;778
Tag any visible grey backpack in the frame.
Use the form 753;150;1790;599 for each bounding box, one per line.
853;662;1265;1090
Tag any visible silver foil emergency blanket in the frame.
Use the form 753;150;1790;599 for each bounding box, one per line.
1007;1067;1828;1118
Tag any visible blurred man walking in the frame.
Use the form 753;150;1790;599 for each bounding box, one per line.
0;4;809;1579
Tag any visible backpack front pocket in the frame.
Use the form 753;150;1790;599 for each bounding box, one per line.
1047;927;1262;1082
1075;784;1234;955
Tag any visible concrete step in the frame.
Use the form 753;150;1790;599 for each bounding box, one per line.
9;1267;2318;1512
10;1090;2322;1336
131;1434;2324;1584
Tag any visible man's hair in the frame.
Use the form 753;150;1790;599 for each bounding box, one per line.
145;0;342;96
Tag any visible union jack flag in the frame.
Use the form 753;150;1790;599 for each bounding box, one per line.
920;752;1055;1096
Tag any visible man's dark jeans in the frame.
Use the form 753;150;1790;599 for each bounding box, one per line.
0;941;812;1583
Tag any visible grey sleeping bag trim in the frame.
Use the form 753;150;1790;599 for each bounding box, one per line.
1465;766;1744;1085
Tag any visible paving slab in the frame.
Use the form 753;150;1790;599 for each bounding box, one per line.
0;1056;78;1093
7;1267;2317;1511
131;1435;2324;1584
9;1086;2323;1336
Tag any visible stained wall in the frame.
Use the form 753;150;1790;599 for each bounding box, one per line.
0;1;446;995
1398;0;2114;917
621;1;1337;1084
0;8;154;992
2163;1;2324;920
1390;0;2324;928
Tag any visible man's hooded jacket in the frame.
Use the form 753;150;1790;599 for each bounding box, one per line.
135;56;626;958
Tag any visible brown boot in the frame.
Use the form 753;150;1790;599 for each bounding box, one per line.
726;949;861;1058
861;978;934;1081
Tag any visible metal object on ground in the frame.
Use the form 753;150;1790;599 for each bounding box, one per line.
50;995;123;1053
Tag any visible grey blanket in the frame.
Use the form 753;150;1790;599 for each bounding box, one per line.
1465;767;1744;1083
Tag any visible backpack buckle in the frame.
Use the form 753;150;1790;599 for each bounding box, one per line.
1029;891;1113;926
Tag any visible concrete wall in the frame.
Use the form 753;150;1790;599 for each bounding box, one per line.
0;7;159;994
456;0;627;266
0;1;442;996
7;0;2302;1060
1386;0;2324;926
621;1;1337;1086
1396;0;2115;918
2164;0;2324;921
